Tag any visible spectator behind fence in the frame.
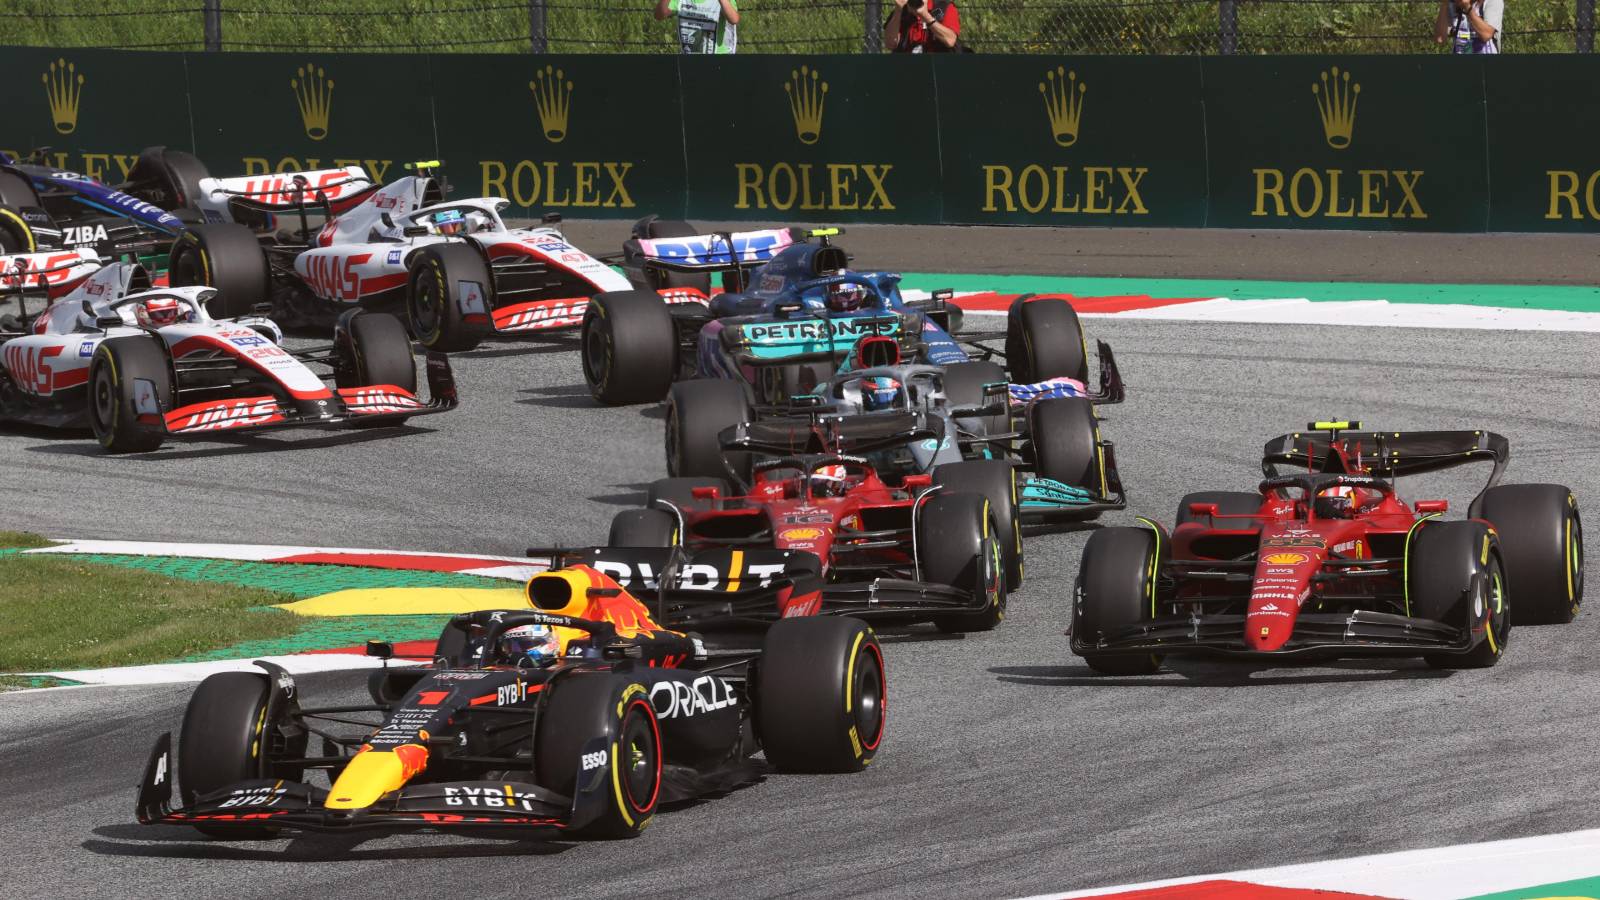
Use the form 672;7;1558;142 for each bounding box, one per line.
885;0;960;52
657;0;739;54
1435;0;1502;53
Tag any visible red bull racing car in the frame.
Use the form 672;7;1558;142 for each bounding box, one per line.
0;249;455;452
1071;422;1583;673
136;563;884;839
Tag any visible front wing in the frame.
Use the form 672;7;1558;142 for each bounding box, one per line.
654;577;986;629
1073;610;1473;660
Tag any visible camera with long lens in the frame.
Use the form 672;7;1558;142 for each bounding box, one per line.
905;0;949;17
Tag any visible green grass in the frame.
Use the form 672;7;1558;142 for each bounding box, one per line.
0;531;55;550
0;554;296;674
0;0;1581;54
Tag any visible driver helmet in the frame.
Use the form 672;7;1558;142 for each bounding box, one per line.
499;623;560;667
1313;485;1370;519
860;376;901;412
135;296;186;328
826;271;866;312
431;209;493;236
811;463;850;499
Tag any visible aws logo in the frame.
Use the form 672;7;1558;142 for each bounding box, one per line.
43;58;84;135
529;64;572;143
1251;66;1426;221
291;63;334;141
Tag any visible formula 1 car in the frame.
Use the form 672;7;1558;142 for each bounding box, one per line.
136;563;885;839
595;442;1012;631
581;224;1095;410
0;249;456;452
0;146;205;260
1071;422;1584;673
660;361;1127;592
169;163;715;344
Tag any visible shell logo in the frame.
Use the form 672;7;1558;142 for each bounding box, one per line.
781;527;825;541
1263;552;1309;565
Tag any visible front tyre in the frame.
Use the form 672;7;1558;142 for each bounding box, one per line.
1410;521;1509;669
407;244;492;352
178;672;294;839
932;459;1023;591
1073;526;1163;675
582;290;678;405
536;674;661;839
88;336;172;453
756;617;885;773
917;492;1007;633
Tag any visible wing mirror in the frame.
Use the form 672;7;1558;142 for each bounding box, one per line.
691;486;720;499
586;587;621;599
365;640;394;659
1416;500;1449;514
402;225;430;237
1188;502;1220;518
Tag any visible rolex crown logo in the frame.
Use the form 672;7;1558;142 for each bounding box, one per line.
291;63;335;142
42;58;85;136
528;65;573;144
785;65;828;145
1312;66;1360;150
1038;66;1086;148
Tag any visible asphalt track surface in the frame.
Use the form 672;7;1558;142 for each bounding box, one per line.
5;228;1600;898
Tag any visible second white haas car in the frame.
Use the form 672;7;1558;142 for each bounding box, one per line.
0;249;457;453
170;162;708;351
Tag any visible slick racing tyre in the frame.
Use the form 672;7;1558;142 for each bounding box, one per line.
1175;491;1263;528
0;171;41;253
1471;484;1583;625
917;492;1007;633
666;378;750;479
335;311;417;428
932;459;1023;591
1074;526;1164;675
88;336;172;453
755;361;834;407
641;218;712;295
1005;296;1088;385
756;616;885;773
536;674;661;839
169;223;271;320
608;508;679;547
1409;520;1508;669
942;360;1011;442
407;243;493;353
179;671;303;839
646;476;731;513
127;145;211;209
583;290;678;405
1030;397;1100;493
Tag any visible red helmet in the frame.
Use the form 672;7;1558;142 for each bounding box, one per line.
136;297;184;328
811;463;850;498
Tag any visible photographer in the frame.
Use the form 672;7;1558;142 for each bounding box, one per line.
656;0;739;54
885;0;960;52
1434;0;1501;53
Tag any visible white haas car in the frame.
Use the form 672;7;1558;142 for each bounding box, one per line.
0;249;457;453
169;162;710;352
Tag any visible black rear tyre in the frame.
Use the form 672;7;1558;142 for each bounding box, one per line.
87;336;172;453
917;492;1007;633
1471;484;1583;625
536;673;661;838
179;672;282;839
932;459;1023;591
1410;521;1508;668
1005;296;1088;384
756;617;885;773
129;145;211;209
583;290;678;405
169;223;271;319
407;243;493;352
666;378;750;479
1074;526;1163;675
608;508;679;547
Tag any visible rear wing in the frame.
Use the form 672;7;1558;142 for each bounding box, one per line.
197;166;375;211
1262;427;1510;489
626;227;803;273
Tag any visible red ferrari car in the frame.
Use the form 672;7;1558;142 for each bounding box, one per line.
1072;422;1583;673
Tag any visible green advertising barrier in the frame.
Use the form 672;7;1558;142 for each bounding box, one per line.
1204;56;1489;232
185;52;437;185
433;55;686;219
1;47;193;184
1485;56;1600;232
678;55;942;223
934;55;1208;227
3;46;1600;234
